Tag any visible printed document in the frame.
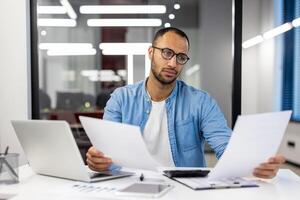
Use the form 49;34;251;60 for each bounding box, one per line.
80;117;162;170
208;111;292;180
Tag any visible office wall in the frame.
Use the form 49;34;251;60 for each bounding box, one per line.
0;0;30;164
197;0;233;127
242;0;276;114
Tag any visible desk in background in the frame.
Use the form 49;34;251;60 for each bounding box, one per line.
0;165;300;200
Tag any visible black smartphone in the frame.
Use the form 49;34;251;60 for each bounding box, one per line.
163;169;210;178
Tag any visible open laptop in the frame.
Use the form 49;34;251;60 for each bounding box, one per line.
11;120;134;182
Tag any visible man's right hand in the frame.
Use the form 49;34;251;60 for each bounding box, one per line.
86;146;113;172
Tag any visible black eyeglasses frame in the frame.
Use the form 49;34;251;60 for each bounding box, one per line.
152;46;190;65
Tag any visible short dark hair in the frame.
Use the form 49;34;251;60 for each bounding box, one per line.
152;27;190;49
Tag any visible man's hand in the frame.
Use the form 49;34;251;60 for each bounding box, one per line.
253;154;285;179
86;146;113;172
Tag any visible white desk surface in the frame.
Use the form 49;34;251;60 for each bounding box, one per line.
1;165;300;200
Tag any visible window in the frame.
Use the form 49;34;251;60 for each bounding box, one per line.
281;0;300;121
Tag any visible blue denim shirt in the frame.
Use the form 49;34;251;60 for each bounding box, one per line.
103;80;231;167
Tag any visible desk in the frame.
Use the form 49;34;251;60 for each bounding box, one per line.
1;165;300;200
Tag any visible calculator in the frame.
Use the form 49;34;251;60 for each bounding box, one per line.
163;169;210;178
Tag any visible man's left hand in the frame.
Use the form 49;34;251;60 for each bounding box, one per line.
253;154;285;179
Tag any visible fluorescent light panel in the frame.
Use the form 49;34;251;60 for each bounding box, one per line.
60;0;77;19
81;70;121;82
87;19;161;27
37;6;67;14
81;70;115;77
39;43;93;50
38;19;76;27
89;75;121;82
242;35;264;49
47;48;96;56
263;23;293;40
242;19;299;49
80;5;166;14
81;70;99;77
99;43;151;55
117;70;127;77
292;17;300;27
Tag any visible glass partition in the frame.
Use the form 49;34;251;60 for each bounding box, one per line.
31;0;240;159
33;0;236;125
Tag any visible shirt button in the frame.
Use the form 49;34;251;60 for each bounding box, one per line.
146;110;150;114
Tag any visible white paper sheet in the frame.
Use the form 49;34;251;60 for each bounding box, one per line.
80;117;162;171
208;111;292;181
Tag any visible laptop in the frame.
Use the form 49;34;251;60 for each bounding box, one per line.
11;120;134;182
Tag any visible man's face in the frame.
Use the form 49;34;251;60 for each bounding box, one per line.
148;31;189;85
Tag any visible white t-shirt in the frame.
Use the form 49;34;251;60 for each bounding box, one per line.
143;100;174;166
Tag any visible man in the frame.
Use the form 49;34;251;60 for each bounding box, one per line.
87;27;285;179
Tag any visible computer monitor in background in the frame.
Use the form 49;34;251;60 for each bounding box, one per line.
56;91;84;110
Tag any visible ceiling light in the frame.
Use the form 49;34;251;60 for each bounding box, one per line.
60;0;77;19
292;17;300;27
169;14;175;20
40;30;47;36
164;23;171;28
174;4;181;10
99;43;151;55
81;70;99;77
38;19;76;27
89;75;121;82
81;70;115;77
242;35;264;49
80;5;166;14
39;43;93;50
86;71;121;82
263;23;293;40
87;19;161;27
117;70;127;77
47;48;97;56
37;6;67;14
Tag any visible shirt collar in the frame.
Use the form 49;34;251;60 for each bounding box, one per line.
142;78;178;103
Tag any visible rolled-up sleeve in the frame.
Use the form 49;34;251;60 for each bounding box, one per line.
200;95;232;159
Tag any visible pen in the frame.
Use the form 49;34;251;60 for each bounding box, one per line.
4;146;9;155
139;173;144;181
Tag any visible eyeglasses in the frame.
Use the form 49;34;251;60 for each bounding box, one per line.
152;46;190;65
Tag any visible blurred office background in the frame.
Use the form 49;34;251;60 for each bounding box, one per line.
0;0;299;175
33;0;234;162
35;0;233;127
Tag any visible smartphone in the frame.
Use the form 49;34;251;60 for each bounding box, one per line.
163;169;210;178
115;182;173;198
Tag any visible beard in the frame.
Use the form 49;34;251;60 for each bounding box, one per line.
151;59;179;85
